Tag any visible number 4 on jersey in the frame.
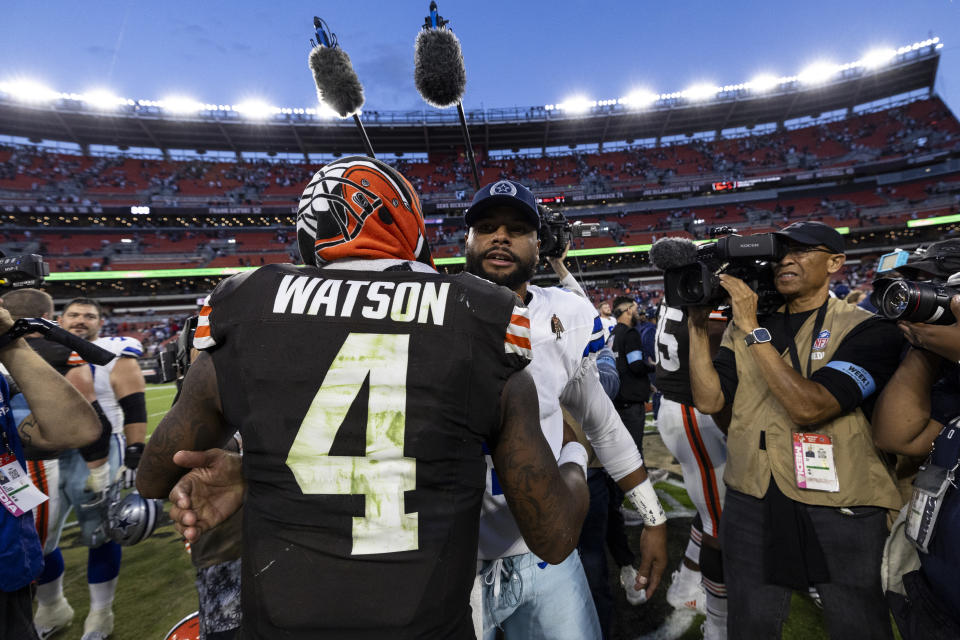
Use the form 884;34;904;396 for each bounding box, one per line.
286;332;418;555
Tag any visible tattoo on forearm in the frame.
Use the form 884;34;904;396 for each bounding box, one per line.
495;417;582;558
17;413;38;448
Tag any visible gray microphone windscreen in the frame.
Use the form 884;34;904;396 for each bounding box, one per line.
649;237;699;271
414;27;466;108
309;45;365;118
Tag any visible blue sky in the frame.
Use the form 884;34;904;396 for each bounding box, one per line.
2;1;959;117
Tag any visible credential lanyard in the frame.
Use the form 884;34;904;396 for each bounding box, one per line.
784;299;829;378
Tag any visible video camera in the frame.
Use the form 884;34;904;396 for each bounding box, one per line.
145;316;199;393
663;227;785;314
538;206;602;259
0;254;49;292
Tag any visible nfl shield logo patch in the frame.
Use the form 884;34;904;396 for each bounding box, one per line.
813;330;831;350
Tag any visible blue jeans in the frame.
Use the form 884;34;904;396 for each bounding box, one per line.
54;434;123;548
480;550;601;640
722;488;893;640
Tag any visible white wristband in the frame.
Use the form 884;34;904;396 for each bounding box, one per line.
85;463;110;494
625;478;667;526
557;441;588;478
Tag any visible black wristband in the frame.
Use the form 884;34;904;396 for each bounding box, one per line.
124;442;145;470
79;400;112;462
118;391;147;425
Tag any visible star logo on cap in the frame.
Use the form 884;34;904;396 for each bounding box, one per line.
492;181;517;197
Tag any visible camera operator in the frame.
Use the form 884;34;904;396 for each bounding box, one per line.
871;241;960;638
687;221;905;639
0;299;101;640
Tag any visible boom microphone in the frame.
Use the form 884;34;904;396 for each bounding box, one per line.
308;17;375;158
649;237;699;271
414;27;466;108
309;45;365;118
414;2;480;190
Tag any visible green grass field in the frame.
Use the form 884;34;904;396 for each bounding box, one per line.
146;383;179;435
43;384;897;639
47;384;196;640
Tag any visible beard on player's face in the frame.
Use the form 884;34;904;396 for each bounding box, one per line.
464;246;537;293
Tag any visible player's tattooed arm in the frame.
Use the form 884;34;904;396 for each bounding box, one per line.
137;352;232;499
16;413;38;449
493;370;589;565
1;342;100;450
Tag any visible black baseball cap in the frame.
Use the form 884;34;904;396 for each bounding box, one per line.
898;238;960;278
775;221;845;254
464;180;540;230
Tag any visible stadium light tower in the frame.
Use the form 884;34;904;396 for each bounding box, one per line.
81;89;127;110
682;84;721;101
748;74;780;93
798;62;839;85
235;100;279;119
0;79;59;103
315;102;342;119
161;96;205;114
559;95;596;115
859;48;897;70
622;89;657;108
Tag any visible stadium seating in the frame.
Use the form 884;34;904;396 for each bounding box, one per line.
3;97;957;209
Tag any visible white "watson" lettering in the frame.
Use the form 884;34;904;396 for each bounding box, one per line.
272;275;449;326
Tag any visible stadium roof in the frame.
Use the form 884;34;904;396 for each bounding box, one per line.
0;42;941;157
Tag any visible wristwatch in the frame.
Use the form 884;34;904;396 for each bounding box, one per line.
744;327;772;347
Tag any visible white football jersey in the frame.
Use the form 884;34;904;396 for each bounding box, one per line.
478;284;605;560
92;336;144;434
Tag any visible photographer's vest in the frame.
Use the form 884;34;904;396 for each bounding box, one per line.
722;297;902;511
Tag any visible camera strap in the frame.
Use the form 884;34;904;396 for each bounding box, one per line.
784;299;829;378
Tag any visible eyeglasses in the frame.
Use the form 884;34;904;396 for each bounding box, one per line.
783;244;836;256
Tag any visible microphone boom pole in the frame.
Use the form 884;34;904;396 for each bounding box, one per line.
456;104;481;190
353;113;376;159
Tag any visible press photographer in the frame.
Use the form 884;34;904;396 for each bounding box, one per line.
0;257;102;639
686;221;906;639
870;238;960;328
871;238;960;639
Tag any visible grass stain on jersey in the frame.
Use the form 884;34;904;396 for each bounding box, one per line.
287;332;419;554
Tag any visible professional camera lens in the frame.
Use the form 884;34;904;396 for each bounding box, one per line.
879;279;957;325
880;280;912;318
677;267;707;304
